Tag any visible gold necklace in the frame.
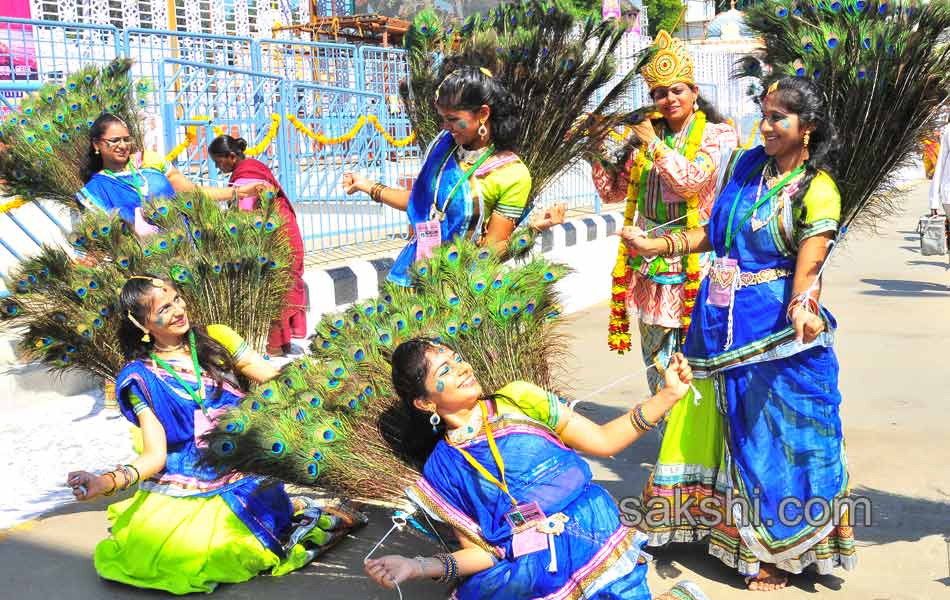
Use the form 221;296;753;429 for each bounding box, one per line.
153;340;187;353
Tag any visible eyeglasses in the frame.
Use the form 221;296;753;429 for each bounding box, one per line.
101;136;133;147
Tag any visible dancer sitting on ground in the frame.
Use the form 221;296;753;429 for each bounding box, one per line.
210;134;307;356
66;275;355;594
342;67;564;286
364;338;708;600
76;113;265;234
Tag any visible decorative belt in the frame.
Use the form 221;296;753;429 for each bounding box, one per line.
736;267;792;288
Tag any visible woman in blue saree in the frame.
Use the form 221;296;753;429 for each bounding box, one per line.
65;275;358;594
620;77;855;591
75;113;264;234
342;67;563;286
364;338;707;600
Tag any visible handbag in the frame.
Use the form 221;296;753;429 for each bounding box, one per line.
918;214;948;256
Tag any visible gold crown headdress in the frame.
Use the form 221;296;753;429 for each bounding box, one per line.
640;30;696;91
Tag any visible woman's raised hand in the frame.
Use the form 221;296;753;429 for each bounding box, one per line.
364;555;421;589
342;171;372;195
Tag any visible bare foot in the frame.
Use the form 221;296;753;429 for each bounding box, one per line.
745;564;788;591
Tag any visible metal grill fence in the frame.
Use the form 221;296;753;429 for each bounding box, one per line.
1;16;762;266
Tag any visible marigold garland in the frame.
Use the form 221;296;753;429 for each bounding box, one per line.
0;196;29;214
164;114;282;162
287;113;416;148
608;111;707;354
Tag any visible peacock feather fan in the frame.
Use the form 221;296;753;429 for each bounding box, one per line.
400;0;642;213
738;0;950;230
201;232;571;504
0;58;149;207
0;191;293;381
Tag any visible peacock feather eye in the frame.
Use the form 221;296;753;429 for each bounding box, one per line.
352;348;365;362
254;219;263;229
270;441;285;455
75;287;87;298
306;463;319;477
322;428;335;442
775;6;789;17
295;409;307;421
309;396;322;408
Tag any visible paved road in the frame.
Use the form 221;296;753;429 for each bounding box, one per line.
1;183;948;599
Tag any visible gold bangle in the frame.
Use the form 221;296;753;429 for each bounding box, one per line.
102;471;118;496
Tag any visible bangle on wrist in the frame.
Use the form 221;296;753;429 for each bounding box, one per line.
102;471;118;496
629;403;658;433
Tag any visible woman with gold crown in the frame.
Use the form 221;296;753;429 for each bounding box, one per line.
592;30;739;548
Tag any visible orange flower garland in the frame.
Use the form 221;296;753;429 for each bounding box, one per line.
608;112;707;354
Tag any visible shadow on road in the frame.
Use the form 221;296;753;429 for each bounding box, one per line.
859;278;950;296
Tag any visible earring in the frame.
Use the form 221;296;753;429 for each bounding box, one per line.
429;412;441;433
802;131;810;148
693;102;699;112
94;148;100;155
141;331;151;343
477;122;488;138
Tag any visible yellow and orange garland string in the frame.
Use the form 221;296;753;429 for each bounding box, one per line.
165;112;417;162
164;114;282;162
286;113;416;148
0;196;29;214
608;111;707;354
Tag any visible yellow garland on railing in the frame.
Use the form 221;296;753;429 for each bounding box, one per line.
164;114;281;161
287;114;415;147
245;114;282;156
367;115;416;148
164;125;198;163
288;113;364;145
0;196;29;214
191;114;227;138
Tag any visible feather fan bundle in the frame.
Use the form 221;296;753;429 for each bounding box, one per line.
737;0;950;230
201;232;570;504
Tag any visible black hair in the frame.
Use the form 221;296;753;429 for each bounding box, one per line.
117;275;236;397
758;76;840;209
390;337;445;462
81;113;130;183
209;134;248;159
434;66;520;152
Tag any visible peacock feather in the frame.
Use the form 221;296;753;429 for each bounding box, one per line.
201;232;570;504
400;0;644;212
737;0;950;229
0;58;148;207
0;189;293;381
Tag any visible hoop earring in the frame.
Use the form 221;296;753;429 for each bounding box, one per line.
477;122;488;138
429;412;441;433
802;131;811;148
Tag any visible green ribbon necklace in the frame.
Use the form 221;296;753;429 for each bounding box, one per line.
150;330;207;414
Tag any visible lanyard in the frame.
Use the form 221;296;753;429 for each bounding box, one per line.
149;331;207;413
430;144;495;221
724;160;804;253
452;400;518;507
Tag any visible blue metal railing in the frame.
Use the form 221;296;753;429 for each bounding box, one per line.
1;17;763;268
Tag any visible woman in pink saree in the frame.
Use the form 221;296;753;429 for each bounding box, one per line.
210;135;307;356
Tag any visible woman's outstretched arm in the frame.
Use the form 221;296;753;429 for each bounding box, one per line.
557;354;693;457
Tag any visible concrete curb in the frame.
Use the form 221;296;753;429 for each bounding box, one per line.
301;211;623;325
